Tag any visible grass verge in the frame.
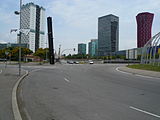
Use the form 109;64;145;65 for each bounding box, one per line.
127;64;160;72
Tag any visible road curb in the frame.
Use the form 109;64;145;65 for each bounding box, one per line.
12;70;29;120
116;67;160;79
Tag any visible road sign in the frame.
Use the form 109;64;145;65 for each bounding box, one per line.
20;29;30;35
10;29;18;33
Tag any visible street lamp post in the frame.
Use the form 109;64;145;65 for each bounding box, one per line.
15;0;22;76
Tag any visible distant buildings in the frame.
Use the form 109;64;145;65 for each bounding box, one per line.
78;43;86;55
0;43;27;50
98;14;119;56
21;3;45;52
76;12;157;59
136;12;154;48
88;39;98;57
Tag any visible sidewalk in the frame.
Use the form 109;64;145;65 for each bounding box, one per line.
0;67;25;120
118;66;160;78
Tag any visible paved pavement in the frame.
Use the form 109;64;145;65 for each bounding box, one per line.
0;65;25;120
118;66;160;78
19;64;160;120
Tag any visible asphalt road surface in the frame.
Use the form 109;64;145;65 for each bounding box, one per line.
20;64;160;120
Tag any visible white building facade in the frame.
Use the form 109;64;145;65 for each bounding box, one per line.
21;3;45;52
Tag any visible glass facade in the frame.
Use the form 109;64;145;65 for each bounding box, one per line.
88;39;98;56
78;43;86;55
98;14;119;56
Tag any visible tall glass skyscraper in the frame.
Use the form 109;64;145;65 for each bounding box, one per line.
78;43;86;55
136;12;154;48
21;3;45;52
98;14;119;56
88;39;98;57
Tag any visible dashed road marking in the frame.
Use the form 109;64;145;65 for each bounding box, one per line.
0;69;2;74
130;106;160;118
64;78;70;82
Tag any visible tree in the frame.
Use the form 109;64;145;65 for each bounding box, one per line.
22;48;33;56
11;47;19;60
0;49;6;58
11;47;33;61
33;48;47;64
0;47;33;61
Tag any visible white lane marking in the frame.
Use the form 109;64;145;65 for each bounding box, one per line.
116;67;132;75
130;106;160;118
64;78;70;82
135;74;157;79
0;69;2;74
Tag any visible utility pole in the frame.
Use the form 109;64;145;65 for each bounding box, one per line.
18;0;22;76
15;0;22;75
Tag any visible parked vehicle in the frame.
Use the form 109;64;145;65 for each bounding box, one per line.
74;61;79;64
88;60;94;64
67;60;74;64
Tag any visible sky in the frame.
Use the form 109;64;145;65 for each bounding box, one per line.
0;0;160;54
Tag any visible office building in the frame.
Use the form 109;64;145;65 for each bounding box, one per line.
88;42;91;55
136;12;154;48
98;14;119;56
88;39;98;56
78;43;86;55
21;2;45;52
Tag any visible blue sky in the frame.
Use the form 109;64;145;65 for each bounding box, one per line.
0;0;160;54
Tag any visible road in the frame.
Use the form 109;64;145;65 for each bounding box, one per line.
19;64;160;120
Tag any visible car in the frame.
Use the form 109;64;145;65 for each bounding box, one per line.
74;61;79;64
88;60;94;64
67;60;74;64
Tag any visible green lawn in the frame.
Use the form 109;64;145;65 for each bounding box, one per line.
127;64;160;72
